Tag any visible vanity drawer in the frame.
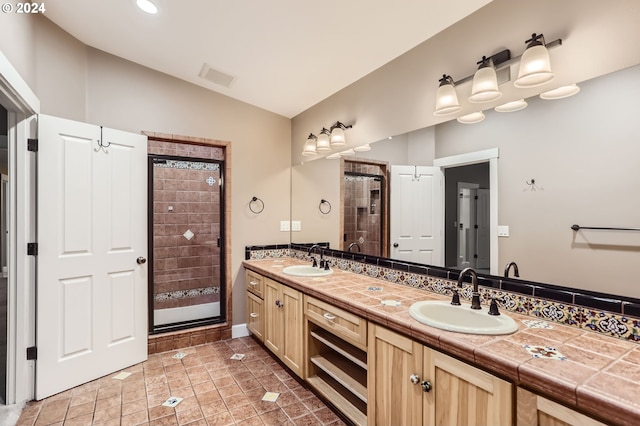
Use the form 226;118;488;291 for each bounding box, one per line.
305;295;367;350
246;270;264;298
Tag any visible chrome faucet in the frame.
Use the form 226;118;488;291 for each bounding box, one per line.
347;242;361;252
308;244;326;269
504;261;520;278
457;267;482;310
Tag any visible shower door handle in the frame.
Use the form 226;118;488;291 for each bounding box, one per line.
137;257;147;265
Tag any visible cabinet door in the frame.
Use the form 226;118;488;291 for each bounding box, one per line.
246;292;264;342
281;285;304;377
517;387;605;426
368;324;423;426
424;349;512;426
263;278;282;355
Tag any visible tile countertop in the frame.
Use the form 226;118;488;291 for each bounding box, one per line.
243;258;640;426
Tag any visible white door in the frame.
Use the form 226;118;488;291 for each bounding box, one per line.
457;183;480;269
36;115;148;399
475;188;491;270
390;165;443;266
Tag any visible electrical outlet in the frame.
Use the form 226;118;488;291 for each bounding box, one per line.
498;225;510;237
280;221;290;232
292;221;301;231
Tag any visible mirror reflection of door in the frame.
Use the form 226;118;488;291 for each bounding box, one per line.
342;160;388;257
445;163;490;273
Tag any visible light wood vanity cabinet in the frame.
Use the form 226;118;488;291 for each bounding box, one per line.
245;270;264;342
368;323;512;426
516;387;606;426
263;277;304;377
305;295;368;426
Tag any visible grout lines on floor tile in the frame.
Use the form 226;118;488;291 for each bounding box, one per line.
15;336;347;426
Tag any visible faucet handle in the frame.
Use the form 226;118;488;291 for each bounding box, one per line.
488;295;504;316
311;257;318;268
448;287;461;306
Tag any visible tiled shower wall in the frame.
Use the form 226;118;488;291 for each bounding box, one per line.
344;162;384;257
148;141;224;314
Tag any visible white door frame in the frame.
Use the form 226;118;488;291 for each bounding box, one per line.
434;148;499;275
0;50;40;404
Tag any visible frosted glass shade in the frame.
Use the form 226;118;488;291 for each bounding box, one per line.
326;153;342;159
540;84;580;100
495;99;528;112
457;111;485;124
434;83;462;116
340;149;355;156
301;134;317;156
330;127;346;146
353;144;371;152
514;44;554;88
469;66;502;103
316;129;331;152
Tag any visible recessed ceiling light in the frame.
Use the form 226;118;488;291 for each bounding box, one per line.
137;0;158;14
539;84;580;100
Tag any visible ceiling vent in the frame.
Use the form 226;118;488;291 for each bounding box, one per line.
198;63;235;88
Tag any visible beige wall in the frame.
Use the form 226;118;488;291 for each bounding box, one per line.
1;15;291;326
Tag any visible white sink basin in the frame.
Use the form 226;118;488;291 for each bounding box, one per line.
282;265;333;277
409;300;518;335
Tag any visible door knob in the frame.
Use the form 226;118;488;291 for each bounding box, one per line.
393;243;399;248
136;257;147;264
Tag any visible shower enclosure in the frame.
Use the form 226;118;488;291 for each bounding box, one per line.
148;155;225;333
343;160;387;257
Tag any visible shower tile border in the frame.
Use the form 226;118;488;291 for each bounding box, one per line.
245;244;640;343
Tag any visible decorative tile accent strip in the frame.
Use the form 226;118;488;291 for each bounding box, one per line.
244;245;640;344
154;286;220;302
153;160;220;171
523;345;567;360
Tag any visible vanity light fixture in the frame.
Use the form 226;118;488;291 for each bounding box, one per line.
316;128;332;152
433;75;462;116
326;153;342;159
340;149;356;156
468;56;502;103
457;111;485;124
329;121;352;147
353;144;371;152
495;99;528;112
301;133;318;157
136;0;158;14
539;84;580;100
514;33;554;88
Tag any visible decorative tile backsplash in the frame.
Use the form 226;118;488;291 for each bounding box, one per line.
245;243;640;343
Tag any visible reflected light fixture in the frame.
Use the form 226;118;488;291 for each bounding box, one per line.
514;33;554;88
316;128;332;152
495;99;528;112
329;122;352;147
340;149;355;156
434;75;462;116
540;84;580;100
136;0;158;14
353;144;371;152
326;153;342;160
468;56;502;103
301;133;317;157
457;111;485;124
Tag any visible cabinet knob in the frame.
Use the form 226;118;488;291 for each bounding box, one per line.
323;313;336;321
249;281;258;286
421;380;432;393
250;313;258;318
275;300;283;308
410;374;420;385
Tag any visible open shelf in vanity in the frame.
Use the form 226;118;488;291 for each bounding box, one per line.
304;295;368;426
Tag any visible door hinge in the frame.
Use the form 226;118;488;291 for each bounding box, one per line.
27;242;38;256
474;254;478;259
27;138;38;152
26;346;37;360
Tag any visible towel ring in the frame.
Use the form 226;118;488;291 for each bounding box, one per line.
319;199;332;215
249;196;264;214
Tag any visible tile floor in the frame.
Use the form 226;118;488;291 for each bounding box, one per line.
15;337;347;426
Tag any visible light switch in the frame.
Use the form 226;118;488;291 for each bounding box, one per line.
280;221;290;231
498;225;510;237
292;221;301;231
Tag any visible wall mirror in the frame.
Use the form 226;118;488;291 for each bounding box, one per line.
291;64;640;298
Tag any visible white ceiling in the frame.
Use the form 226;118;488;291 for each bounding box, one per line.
42;0;493;118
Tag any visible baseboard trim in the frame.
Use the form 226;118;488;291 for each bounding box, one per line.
232;323;249;339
